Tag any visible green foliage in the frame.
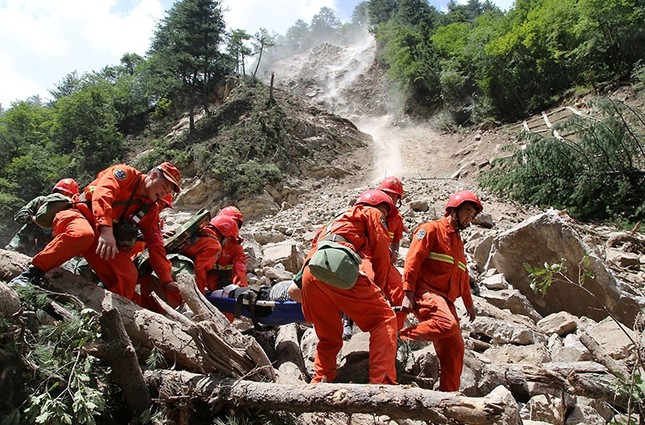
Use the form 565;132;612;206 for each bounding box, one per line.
225;161;281;197
129;137;189;176
370;0;644;121
572;0;645;83
283;19;312;53
0;289;112;425
251;28;275;78
525;261;568;295
611;373;645;425
212;410;298;425
377;19;442;113
633;61;645;91
148;0;231;117
367;0;398;33
526;258;643;422
227;29;253;76
0;100;56;170
479;99;645;222
310;7;342;35
50;71;87;101
145;346;166;370
53;80;126;175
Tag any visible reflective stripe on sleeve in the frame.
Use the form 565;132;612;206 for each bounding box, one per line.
428;252;467;271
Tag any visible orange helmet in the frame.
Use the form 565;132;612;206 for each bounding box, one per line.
445;190;483;217
217;206;244;228
157;162;181;193
355;189;395;216
209;215;239;238
158;193;174;209
52;178;79;197
378;176;403;198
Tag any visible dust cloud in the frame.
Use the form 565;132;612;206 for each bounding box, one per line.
262;30;463;184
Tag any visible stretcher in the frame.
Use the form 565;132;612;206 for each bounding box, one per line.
205;292;305;328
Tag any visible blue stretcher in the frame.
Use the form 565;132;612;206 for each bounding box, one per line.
206;293;305;327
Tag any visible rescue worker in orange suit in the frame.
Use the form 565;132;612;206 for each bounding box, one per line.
182;215;239;295
135;193;178;311
206;206;249;291
357;176;407;332
9;162;182;302
130;193;174;259
6;178;80;256
138;214;239;312
399;190;482;392
301;189;399;385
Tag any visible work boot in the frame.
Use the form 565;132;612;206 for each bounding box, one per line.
342;316;353;341
8;264;45;287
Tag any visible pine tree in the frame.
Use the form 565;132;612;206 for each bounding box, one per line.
148;0;231;131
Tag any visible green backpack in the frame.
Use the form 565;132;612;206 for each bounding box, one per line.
308;240;363;290
34;193;73;228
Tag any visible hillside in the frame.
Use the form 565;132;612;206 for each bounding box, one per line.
2;33;644;425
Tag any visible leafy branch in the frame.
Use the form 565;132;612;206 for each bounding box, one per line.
525;257;644;422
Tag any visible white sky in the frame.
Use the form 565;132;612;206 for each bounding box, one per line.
0;0;515;109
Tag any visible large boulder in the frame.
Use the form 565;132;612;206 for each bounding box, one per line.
486;211;645;327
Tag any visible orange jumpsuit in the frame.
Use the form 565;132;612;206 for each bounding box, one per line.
362;209;407;329
181;226;222;294
32;165;172;301
399;217;474;391
301;204;398;385
206;238;248;291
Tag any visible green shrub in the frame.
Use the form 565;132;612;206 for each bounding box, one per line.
480;98;645;223
633;61;645;91
0;287;114;425
222;160;282;198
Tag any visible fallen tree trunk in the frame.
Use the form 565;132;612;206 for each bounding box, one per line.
0;249;30;282
144;369;522;424
478;361;629;408
100;308;152;415
41;267;274;381
176;271;275;381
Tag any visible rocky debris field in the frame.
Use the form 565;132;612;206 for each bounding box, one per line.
156;169;645;423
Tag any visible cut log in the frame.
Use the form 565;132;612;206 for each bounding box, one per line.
578;332;630;377
275;323;309;379
41;267;274;381
144;369;522;424
176;271;275;381
0;249;31;282
99;308;152;415
478;361;630;409
0;281;21;318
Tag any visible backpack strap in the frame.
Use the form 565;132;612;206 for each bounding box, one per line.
184;229;220;249
117;178;141;224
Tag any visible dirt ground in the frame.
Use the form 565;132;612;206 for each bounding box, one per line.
263;35;522;199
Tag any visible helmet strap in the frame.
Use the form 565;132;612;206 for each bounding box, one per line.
449;209;468;231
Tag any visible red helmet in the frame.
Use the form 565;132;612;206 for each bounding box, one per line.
52;178;79;197
378;176;403;198
209;215;239;238
355;189;395;216
158;193;174;209
445;190;483;216
217;206;244;228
